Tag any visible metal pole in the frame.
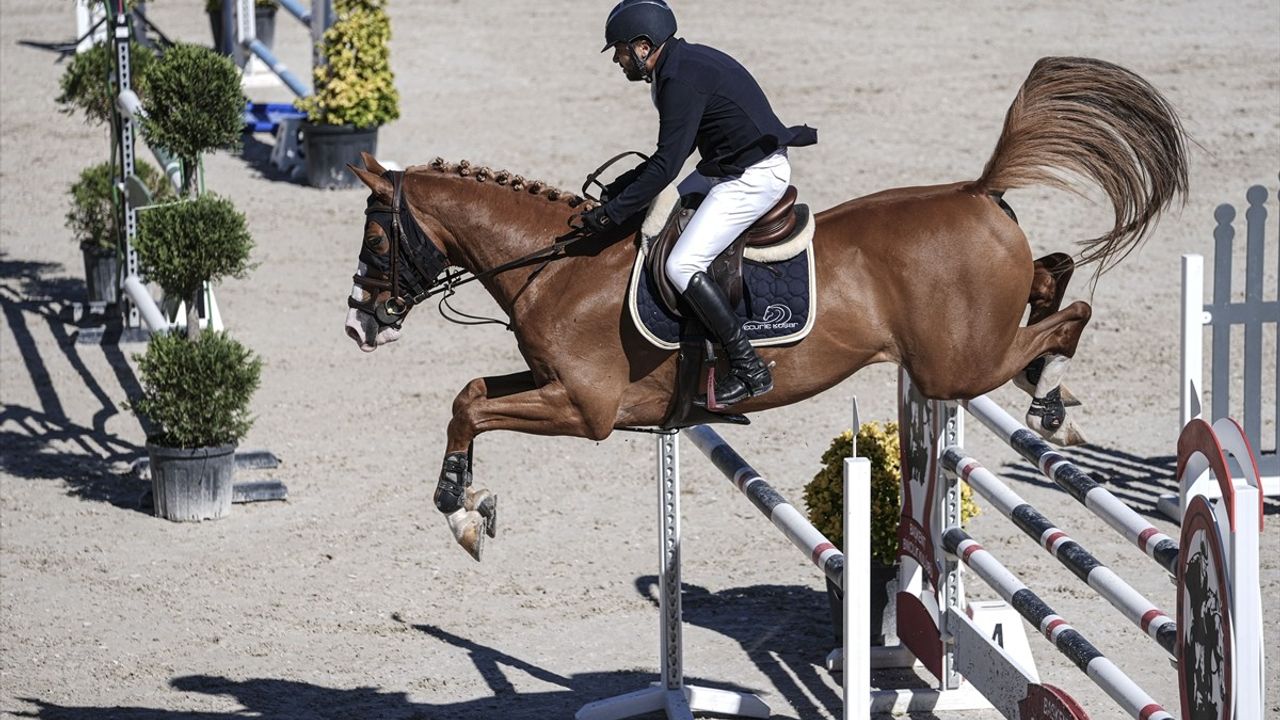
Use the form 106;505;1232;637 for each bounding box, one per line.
111;11;141;332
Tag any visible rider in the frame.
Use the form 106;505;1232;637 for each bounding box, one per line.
578;0;817;408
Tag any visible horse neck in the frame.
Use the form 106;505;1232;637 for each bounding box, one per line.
405;172;576;310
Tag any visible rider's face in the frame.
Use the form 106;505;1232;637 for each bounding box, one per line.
612;40;651;82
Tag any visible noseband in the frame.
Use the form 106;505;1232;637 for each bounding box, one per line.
349;170;458;329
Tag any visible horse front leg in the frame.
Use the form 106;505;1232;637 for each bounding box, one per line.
436;371;601;561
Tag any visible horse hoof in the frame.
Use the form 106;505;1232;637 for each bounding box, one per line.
446;508;486;562
1058;383;1082;407
1044;418;1088;446
466;488;498;539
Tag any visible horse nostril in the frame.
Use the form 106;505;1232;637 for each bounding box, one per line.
346;325;362;344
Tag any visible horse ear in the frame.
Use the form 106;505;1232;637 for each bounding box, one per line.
348;164;392;197
360;152;387;175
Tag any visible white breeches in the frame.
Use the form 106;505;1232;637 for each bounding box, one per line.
665;149;792;292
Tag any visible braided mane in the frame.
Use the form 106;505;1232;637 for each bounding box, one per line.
424;157;596;209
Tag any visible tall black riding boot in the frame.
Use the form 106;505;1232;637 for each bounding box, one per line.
683;271;773;407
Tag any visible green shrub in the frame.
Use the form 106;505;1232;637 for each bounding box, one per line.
67;160;174;250
804;422;979;565
129;330;261;448
140;43;245;193
296;0;400;128
56;40;156;126
135;194;253;316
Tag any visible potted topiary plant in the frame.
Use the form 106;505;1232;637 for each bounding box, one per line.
804;422;979;645
133;193;254;338
140;42;246;195
56;38;156;127
67;160;174;305
129;192;257;521
295;0;400;189
128;330;261;521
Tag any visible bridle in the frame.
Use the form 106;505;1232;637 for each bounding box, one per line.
348;170;459;329
349;169;599;331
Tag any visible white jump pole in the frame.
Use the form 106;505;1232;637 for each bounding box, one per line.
575;432;770;720
122;275;169;333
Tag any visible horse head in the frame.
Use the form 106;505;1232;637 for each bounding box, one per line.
343;153;605;354
344;153;457;352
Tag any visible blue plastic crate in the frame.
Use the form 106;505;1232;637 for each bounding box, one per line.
243;102;308;133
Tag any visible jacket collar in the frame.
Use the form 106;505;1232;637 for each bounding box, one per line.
652;37;683;84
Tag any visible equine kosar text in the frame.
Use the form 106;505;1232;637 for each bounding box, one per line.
344;57;1188;561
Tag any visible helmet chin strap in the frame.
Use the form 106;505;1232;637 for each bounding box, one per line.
627;41;654;83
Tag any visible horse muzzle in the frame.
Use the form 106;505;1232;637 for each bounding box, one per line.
345;306;401;352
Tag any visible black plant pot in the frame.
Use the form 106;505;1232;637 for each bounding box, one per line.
255;5;277;51
81;243;119;306
303;123;379;189
826;559;899;647
148;443;236;521
209;4;277;57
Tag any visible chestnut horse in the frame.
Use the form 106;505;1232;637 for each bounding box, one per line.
344;57;1187;560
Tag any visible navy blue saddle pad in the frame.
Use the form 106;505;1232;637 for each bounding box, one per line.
627;241;816;350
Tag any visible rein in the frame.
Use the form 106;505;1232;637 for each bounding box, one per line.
350;169;593;331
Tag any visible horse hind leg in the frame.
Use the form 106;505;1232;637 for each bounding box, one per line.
1015;252;1082;406
1007;298;1092;446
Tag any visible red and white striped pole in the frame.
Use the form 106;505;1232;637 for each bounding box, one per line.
943;447;1178;657
944;528;1175;720
685;425;845;590
962;395;1181;576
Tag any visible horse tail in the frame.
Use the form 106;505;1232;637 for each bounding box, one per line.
973;57;1189;273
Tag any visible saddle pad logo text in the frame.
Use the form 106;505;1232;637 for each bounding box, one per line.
744;304;799;332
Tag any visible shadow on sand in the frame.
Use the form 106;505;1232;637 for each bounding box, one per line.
0;254;150;512
995;441;1279;519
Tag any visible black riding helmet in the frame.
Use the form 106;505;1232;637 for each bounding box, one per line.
601;0;677;52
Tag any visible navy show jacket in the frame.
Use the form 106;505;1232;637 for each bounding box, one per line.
603;38;817;225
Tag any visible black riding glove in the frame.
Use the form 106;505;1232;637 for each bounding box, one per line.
579;205;613;234
601;166;644;202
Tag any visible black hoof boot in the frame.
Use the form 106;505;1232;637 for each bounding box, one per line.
434;451;471;514
1027;387;1066;433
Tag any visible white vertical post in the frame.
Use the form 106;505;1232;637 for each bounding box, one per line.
939;402;965;691
75;0;107;53
845;454;871;720
233;0;254;68
1164;254;1209;519
657;431;683;695
1180;253;1206;428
